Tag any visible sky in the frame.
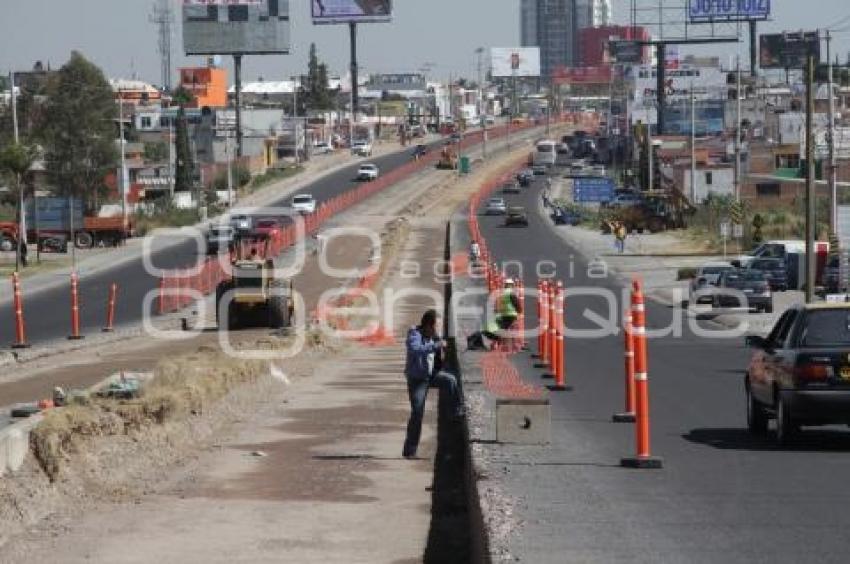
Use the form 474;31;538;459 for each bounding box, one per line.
1;1;849;86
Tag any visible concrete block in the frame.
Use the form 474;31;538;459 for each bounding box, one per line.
0;416;41;477
495;398;550;445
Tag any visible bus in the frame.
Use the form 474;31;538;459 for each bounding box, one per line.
532;139;557;167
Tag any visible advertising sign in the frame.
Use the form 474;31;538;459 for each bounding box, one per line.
662;100;726;135
628;63;726;108
311;0;393;24
574;178;615;203
610;41;643;64
182;0;290;55
688;0;771;22
759;32;821;69
490;48;541;78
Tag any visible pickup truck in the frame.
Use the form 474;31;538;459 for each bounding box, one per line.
351;140;373;157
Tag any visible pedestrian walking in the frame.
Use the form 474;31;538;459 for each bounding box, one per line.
402;309;462;459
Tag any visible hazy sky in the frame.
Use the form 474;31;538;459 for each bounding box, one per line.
1;1;849;85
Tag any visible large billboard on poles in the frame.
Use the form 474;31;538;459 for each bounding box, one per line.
490;48;541;78
182;0;291;55
311;0;393;24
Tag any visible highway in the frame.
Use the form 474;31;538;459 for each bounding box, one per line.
0;143;435;347
475;172;850;562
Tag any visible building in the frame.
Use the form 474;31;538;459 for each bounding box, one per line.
111;79;162;105
578;25;650;66
521;0;577;79
179;64;228;109
575;0;612;29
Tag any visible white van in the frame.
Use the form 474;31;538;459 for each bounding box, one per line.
733;240;807;267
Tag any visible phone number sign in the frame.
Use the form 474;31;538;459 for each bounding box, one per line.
688;0;771;22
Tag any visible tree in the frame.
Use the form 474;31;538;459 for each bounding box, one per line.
304;43;334;111
0;142;38;267
174;105;194;193
40;52;118;206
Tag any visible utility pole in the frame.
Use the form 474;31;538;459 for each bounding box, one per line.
647;120;654;193
118;98;127;221
734;55;742;202
10;71;24;273
805;54;817;303
349;22;359;136
226;136;234;206
292;75;299;164
168;120;174;199
690;82;696;203
233;54;243;158
827;30;838;231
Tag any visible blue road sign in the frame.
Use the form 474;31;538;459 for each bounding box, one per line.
688;0;771;22
573;178;615;203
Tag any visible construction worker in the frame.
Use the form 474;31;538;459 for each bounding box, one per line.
469;240;481;265
495;278;522;331
613;221;627;254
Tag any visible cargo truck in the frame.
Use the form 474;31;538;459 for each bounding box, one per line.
0;197;134;251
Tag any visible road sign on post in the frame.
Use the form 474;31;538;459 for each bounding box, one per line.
720;222;730;239
573;178;615;204
733;223;744;239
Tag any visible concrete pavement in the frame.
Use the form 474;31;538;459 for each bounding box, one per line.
458;172;850;563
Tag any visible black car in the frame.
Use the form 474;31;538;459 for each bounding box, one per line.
746;304;850;444
713;269;773;313
502;181;521;194
747;258;788;292
505;207;529;227
823;255;841;294
516;170;533;187
412;144;429;158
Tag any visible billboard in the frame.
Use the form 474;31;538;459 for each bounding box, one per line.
662;100;726;135
688;0;771;22
490;48;541;78
182;0;291;55
311;0;393;24
759;32;820;69
574;178;615;203
610;41;643;64
627;63;726;108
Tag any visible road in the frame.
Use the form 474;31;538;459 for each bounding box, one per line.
474;171;850;563
0;142;439;347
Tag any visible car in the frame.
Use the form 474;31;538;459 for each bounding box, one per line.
351;140;373;157
251;218;280;240
412;144;429;158
552;206;581;226
712;269;773;313
732;240;806;268
607;193;643;209
291;194;317;215
516;170;533;187
505;206;529;227
206;225;236;255
484;115;496;125
502;181;521;194
747;258;788;292
229;214;253;236
689;262;734;304
745;303;850;444
313;141;334;155
485;197;507;215
357;163;380;181
449;132;462;143
823;255;842;294
532;164;547;176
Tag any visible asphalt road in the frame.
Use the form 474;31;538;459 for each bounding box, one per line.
0;143;436;347
476;172;850;563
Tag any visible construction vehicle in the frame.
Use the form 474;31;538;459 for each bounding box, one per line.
437;146;458;170
603;191;694;234
215;255;294;331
